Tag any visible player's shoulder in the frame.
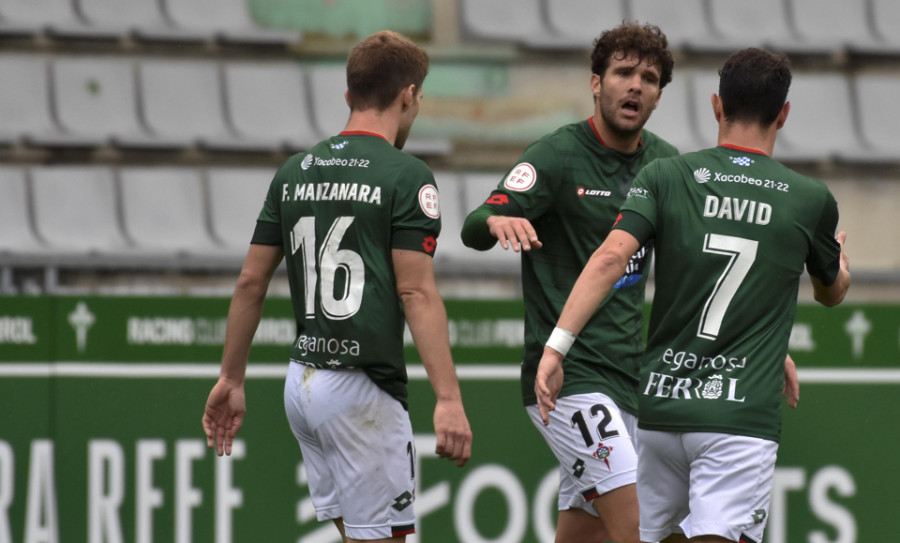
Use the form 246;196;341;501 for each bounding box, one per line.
639;129;680;158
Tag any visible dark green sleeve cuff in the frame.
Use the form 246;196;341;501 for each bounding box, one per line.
460;205;499;251
393;228;437;256
612;210;654;245
250;220;282;245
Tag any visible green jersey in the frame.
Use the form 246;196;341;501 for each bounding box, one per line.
463;119;678;412
254;132;442;407
617;145;841;441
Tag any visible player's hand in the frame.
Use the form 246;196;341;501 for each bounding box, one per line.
783;354;799;409
202;378;246;456
836;231;850;273
486;215;543;252
535;347;564;425
433;399;472;467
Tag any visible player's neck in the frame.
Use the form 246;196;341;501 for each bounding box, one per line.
590;114;641;153
343;109;399;146
717;122;777;156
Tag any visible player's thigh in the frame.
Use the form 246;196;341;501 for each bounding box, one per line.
635;429;691;542
285;364;417;540
526;393;637;514
556;508;608;543
683;432;778;543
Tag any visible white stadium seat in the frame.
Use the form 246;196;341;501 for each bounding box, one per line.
205;167;275;258
0;167;48;256
223;61;319;151
118;167;219;257
30;166;131;255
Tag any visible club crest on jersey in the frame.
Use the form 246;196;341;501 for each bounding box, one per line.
592;442;614;470
576;186;612;198
418;184;440;218
503;163;536;192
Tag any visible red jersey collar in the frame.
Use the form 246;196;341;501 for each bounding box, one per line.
339;130;389;142
587;116;642;149
719;143;768;156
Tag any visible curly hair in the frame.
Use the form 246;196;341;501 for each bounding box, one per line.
590;23;674;89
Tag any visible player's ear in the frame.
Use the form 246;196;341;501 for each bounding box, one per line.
711;93;723;122
775;101;790;129
591;73;602;93
400;84;415;111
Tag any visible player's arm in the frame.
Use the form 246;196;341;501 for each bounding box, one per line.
393;248;472;467
203;242;283;456
535;228;641;424
811;231;850;307
783;354;799;408
461;204;542;252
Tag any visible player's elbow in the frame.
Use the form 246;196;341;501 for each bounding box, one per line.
813;272;850;307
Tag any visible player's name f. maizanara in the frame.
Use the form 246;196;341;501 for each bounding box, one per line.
280;182;383;204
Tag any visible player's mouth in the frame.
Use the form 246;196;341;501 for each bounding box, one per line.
621;99;641;118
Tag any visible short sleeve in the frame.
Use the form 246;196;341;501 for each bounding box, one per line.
618;160;661;229
390;160;441;255
805;189;841;286
487;140;564;220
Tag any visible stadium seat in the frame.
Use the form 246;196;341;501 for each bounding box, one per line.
867;0;900;52
774;73;865;162
205;167;274;258
223;61;319;152
688;71;720;150
543;0;627;47
788;0;881;53
431;172;469;273
76;0;196;40
156;0;301;44
30;166;131;257
51;56;151;147
0;167;48;257
460;172;521;275
844;73;900;162
118;167;220;259
0;0;110;37
705;0;801;53
458;0;582;49
135;59;250;150
0;55;98;147
307;62;451;156
626;0;712;51
643;72;704;154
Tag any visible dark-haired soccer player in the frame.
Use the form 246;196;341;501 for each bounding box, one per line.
462;22;676;543
203;30;472;543
536;47;850;543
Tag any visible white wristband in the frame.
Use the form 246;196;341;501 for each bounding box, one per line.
545;327;575;357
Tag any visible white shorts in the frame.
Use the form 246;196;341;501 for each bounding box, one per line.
284;362;416;540
636;429;778;543
526;393;638;515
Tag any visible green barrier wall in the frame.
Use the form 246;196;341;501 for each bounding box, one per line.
0;296;898;542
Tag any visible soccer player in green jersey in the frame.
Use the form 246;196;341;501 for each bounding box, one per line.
462;23;676;543
202;31;472;543
536;48;851;543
